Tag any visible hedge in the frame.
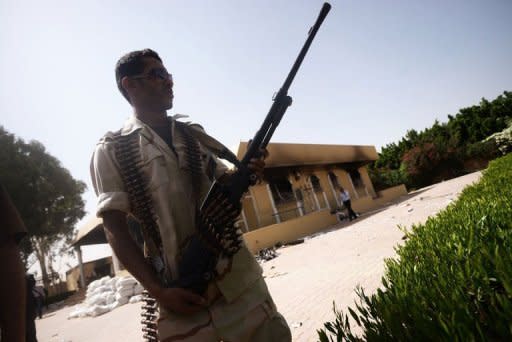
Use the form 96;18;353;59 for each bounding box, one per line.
318;153;512;341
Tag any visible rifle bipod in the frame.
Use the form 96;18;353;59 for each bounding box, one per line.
141;290;159;341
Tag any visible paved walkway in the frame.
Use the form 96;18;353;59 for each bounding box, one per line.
36;172;481;341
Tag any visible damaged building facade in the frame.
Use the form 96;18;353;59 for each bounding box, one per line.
236;141;407;252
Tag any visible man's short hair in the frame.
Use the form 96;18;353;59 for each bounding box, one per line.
115;49;162;103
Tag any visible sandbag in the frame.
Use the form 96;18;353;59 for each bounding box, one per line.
116;277;137;288
117;287;134;298
89;304;111;317
133;283;144;295
114;294;129;306
71;275;143;319
86;293;105;306
129;295;143;304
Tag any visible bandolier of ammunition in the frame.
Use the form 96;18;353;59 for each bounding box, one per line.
175;121;203;206
173;122;243;291
177;122;244;260
198;191;243;258
177;121;243;256
113;131;161;342
112;122;244;339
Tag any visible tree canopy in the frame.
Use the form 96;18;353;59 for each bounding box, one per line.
0;127;86;288
370;91;512;190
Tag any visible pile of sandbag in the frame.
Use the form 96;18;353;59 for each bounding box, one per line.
68;275;145;319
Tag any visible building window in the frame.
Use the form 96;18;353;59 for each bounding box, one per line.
349;169;364;188
310;174;323;192
269;177;294;205
328;171;339;188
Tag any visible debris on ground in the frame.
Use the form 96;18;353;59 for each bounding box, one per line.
291;322;303;328
276;239;305;247
266;272;288;279
255;247;278;262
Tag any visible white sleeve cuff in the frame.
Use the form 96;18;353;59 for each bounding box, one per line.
96;191;130;217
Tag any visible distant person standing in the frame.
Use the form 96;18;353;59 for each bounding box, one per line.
339;186;358;221
25;274;38;342
33;285;46;319
0;183;28;342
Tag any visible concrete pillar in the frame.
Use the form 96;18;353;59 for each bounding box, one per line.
111;247;123;274
289;176;304;217
327;172;341;207
75;246;86;289
323;191;331;210
240;210;249;232
308;177;321;210
249;188;262;227
358;166;376;197
265;184;281;223
347;172;359;199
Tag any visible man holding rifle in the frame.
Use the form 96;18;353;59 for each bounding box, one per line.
90;49;291;341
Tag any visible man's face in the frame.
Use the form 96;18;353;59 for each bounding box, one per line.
129;57;174;111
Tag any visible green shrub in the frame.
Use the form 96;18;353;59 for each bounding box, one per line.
464;140;500;160
318;154;512;341
400;142;466;189
368;166;408;192
486;124;512;156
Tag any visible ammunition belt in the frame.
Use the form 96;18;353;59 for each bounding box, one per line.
113;131;160;342
175;121;203;205
112;122;243;337
172;123;243;293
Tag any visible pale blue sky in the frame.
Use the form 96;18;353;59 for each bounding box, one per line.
1;0;511;266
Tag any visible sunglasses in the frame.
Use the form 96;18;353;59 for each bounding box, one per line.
131;68;173;82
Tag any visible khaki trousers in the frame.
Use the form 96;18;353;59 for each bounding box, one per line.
157;279;291;342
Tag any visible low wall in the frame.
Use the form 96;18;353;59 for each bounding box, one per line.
374;184;408;206
350;185;407;212
48;282;68;297
243;184;408;254
243;209;337;253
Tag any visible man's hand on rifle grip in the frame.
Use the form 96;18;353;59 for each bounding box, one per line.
247;143;269;185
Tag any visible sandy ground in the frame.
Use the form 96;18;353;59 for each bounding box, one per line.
36;172;482;342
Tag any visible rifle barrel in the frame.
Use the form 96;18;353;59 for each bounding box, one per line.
282;2;331;92
241;3;331;165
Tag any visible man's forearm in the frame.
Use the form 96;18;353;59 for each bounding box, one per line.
102;211;163;297
102;211;208;315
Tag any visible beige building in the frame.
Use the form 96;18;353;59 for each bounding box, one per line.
65;256;114;291
72;141;406;277
236;142;406;252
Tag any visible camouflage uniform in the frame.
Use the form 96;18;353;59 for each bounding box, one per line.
90;115;291;341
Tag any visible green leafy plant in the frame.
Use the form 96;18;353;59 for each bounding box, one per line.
370;91;512;190
319;153;512;341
